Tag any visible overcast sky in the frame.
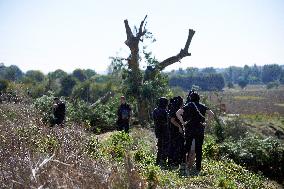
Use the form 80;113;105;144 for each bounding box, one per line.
1;0;284;74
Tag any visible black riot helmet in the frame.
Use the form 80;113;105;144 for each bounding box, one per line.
189;91;200;102
168;96;183;112
186;89;195;103
174;96;183;108
158;97;168;109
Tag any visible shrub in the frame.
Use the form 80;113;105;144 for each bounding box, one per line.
227;82;234;89
203;135;220;160
237;78;248;89
220;135;284;182
33;92;55;123
266;81;280;89
0;79;9;93
33;93;119;132
223;117;248;140
85;135;104;159
105;131;134;161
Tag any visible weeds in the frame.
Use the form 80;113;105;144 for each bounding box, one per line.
0;101;282;188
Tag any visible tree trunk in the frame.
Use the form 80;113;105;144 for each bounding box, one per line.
137;99;148;124
123;16;195;123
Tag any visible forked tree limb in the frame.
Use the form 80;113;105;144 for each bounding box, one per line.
124;16;148;73
157;29;195;71
124;15;148;48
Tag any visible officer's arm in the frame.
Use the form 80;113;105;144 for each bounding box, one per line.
171;117;183;133
176;109;185;125
170;118;181;128
206;109;214;121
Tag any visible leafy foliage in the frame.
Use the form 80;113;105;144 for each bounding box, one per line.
33;92;120;132
59;75;77;96
266;81;280;89
33;92;55;123
0;79;9;93
238;77;248;89
221;135;284;182
262;64;282;83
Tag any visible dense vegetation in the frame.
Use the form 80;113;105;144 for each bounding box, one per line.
0;61;284;188
0;102;282;188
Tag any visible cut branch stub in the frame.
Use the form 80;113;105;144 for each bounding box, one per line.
124;20;134;47
184;29;195;51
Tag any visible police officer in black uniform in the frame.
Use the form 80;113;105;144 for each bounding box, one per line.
176;92;214;172
153;97;169;167
51;97;66;126
117;96;132;133
168;96;184;168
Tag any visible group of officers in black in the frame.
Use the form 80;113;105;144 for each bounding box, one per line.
50;91;213;173
153;90;214;172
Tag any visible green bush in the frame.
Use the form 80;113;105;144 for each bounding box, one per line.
213;121;225;143
217;176;237;189
220;135;284;182
223;117;248;140
105;131;134;161
203;135;220;160
33;93;119;132
36;134;59;153
33;92;55;123
0;79;9;93
16;125;58;153
85;135;104;159
67;99;93;123
227;82;234;89
266;81;280;89
211;116;248;143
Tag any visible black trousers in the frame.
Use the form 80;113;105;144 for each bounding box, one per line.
168;133;184;166
117;122;129;133
50;116;64;126
156;136;169;166
184;133;204;170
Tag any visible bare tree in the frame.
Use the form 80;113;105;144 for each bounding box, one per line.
123;15;195;123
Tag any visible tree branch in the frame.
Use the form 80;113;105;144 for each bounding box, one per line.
157;29;195;71
138;15;147;38
124;19;134;47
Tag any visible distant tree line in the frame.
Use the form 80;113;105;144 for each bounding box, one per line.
170;74;225;91
0;63;118;102
168;64;284;90
1;63;283;96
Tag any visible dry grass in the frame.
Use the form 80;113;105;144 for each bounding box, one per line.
0;102;148;189
233;95;264;101
206;85;284;115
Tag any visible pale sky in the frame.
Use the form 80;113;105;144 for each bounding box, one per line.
1;0;284;74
